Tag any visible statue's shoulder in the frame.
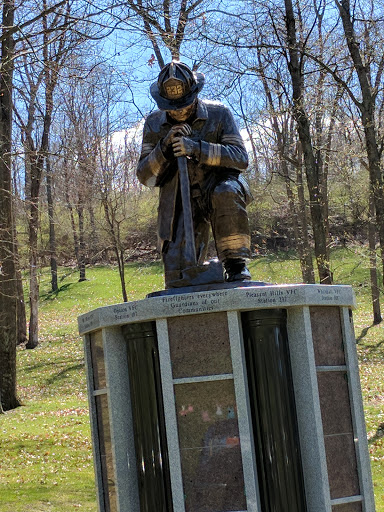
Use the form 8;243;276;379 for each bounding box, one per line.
145;109;164;123
142;109;167;134
200;99;232;117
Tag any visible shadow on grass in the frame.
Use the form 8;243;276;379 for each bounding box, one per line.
42;283;75;301
23;358;83;374
46;363;84;385
356;323;377;343
362;339;384;358
356;324;384;360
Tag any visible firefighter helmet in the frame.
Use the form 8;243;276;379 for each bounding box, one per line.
150;61;205;110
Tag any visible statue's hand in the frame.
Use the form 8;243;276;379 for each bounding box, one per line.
172;136;200;159
161;124;191;153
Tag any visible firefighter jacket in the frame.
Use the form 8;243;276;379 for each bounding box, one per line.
136;99;251;244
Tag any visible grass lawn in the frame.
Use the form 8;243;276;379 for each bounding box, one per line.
0;249;383;511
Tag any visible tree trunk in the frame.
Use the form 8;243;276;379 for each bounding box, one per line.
16;270;27;346
322;87;343;246
363;121;384;287
24;39;54;348
66;198;80;265
296;156;315;283
26;191;40;349
368;187;382;324
282;159;315;283
46;155;58;291
284;0;332;284
27;259;39;349
116;248;128;302
101;196;128;301
14;225;27;345
88;204;98;264
77;204;87;281
0;0;20;412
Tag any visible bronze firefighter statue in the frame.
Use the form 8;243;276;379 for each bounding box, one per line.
137;61;253;288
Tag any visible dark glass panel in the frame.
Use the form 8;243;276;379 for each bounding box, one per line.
123;322;173;512
241;309;307;512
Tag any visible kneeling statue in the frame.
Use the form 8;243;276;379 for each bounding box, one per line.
137;61;253;288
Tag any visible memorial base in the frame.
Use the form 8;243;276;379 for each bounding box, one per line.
78;284;376;512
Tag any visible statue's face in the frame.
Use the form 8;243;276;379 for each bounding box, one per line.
167;100;197;122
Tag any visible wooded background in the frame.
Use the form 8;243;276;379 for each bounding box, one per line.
2;0;384;411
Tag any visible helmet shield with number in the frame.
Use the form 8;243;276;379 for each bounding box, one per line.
150;61;205;110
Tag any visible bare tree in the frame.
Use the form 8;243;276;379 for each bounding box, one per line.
46;153;58;291
254;53;315;282
123;0;208;67
97;125;142;301
334;0;384;292
368;185;382;323
200;1;340;282
0;0;140;403
60;67;103;281
282;0;332;283
0;0;78;408
0;0;20;413
14;0;81;348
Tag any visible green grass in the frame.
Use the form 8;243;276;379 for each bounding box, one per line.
1;262;164;512
0;250;383;511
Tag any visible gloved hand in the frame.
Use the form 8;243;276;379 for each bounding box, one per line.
172;136;200;159
161;124;191;154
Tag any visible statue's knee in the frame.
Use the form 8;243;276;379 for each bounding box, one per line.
211;182;237;206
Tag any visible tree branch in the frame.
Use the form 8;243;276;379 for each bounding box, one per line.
0;0;67;43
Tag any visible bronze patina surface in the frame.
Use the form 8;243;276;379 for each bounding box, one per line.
137;61;253;288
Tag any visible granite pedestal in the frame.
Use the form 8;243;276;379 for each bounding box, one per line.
78;284;375;512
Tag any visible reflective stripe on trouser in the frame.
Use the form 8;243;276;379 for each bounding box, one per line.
215;234;251;261
210;179;251;262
